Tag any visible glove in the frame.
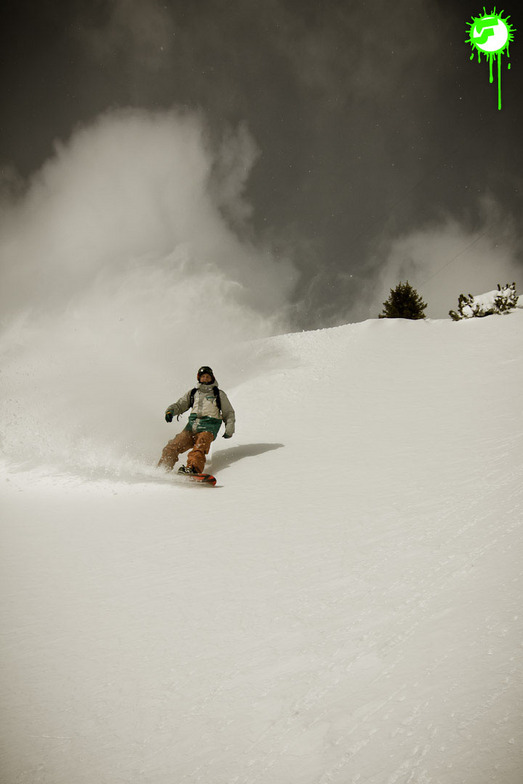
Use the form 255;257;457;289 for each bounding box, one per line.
165;409;174;423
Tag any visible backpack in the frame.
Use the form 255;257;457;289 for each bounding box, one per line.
189;386;222;414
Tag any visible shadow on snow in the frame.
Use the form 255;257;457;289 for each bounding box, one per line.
211;443;284;473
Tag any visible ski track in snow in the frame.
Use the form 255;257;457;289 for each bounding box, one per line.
1;313;523;783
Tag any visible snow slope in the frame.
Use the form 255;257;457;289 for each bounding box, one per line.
1;311;523;784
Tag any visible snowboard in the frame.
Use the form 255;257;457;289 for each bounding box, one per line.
177;470;217;486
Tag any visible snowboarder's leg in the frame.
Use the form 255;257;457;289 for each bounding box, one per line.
186;431;214;474
158;430;195;471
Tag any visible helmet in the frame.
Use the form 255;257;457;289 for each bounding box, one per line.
197;366;215;383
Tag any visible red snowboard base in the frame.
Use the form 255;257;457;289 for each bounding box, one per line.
177;471;217;486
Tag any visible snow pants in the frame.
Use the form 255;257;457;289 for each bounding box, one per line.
158;429;213;473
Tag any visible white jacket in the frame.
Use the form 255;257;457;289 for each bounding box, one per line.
168;381;235;438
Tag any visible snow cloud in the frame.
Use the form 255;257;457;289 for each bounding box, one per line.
0;109;297;470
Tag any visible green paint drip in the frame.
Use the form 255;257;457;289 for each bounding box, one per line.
498;51;502;109
466;9;516;110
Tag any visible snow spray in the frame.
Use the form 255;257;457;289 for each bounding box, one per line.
0;110;295;477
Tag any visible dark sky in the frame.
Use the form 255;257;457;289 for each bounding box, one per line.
1;0;522;327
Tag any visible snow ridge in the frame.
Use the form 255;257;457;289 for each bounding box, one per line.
2;312;523;783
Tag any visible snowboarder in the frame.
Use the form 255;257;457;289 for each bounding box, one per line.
158;366;235;475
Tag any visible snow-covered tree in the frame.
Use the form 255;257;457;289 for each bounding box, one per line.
379;281;427;320
449;283;518;321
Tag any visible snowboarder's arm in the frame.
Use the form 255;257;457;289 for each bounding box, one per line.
165;390;192;422
219;391;235;438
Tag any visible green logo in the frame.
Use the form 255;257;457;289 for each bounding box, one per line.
466;8;516;109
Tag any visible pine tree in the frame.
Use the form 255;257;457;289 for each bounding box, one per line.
379;281;427;320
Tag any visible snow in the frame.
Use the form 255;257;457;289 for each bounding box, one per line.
1;312;523;783
456;284;520;319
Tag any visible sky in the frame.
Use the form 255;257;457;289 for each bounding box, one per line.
1;0;522;330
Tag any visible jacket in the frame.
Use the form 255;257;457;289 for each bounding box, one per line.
166;381;235;440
